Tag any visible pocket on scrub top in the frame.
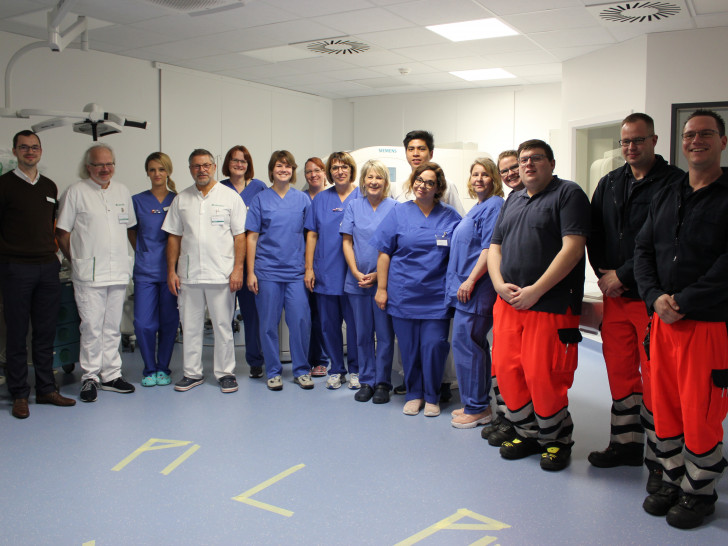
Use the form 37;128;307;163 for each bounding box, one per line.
72;256;95;282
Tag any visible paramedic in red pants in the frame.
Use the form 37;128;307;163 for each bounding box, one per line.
487;139;590;471
634;109;728;530
587;113;684;494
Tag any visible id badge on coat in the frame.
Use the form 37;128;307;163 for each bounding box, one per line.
436;232;449;247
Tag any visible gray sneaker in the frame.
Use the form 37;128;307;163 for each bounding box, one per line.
80;379;99;403
326;373;343;389
218;375;238;393
174;376;204;392
267;375;283;391
348;373;361;390
294;374;314;390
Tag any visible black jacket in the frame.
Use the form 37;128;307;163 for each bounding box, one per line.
588;155;683;299
634;168;728;322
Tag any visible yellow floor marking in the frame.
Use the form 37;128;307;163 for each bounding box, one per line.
231;463;305;517
160;444;201;475
111;438;198;472
82;541;95;546
394;508;511;546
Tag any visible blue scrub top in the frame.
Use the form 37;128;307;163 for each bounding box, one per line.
131;190;176;282
303;185;361;295
340;196;397;296
221;178;267;207
246;187;310;281
445;195;504;315
370;201;461;319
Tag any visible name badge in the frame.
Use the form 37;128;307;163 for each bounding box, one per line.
211;215;225;225
436;233;449;247
118;213;129;224
46;196;56;204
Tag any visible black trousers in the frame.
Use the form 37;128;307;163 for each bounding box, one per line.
0;261;61;399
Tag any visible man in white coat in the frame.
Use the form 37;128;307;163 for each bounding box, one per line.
57;143;137;403
163;148;246;393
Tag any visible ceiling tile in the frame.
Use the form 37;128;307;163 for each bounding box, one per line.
693;0;728;14
529;26;616;49
423;56;496;71
472;0;582;17
264;0;377;18
129;13;240;38
354;27;447;49
503;7;602;34
385;0;491;26
316;7;415;35
694;12;728;27
392;41;482;61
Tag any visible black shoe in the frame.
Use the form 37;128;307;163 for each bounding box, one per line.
393;383;406;395
219;375;238;393
488;418;515;447
100;376;135;393
249;366;263;379
500;435;541;460
355;384;374;402
646;467;663;494
666;492;718;529
588;443;643;468
541;443;573;471
80;379;99;403
372;383;391;404
439;382;452;403
480;414;503;439
643;484;681;516
174;376;204;392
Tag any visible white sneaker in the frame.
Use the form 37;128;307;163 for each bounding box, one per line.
326;373;343;389
348;373;360;390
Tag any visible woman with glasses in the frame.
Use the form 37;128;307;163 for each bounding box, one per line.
303;157;330;378
246;150;312;391
220;145;267;379
371;162;461;417
128;152;178;387
304;152;360;390
447;158;505;428
340;160;397;403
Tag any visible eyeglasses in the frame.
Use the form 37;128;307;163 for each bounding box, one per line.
229;158;247;164
518;154;546;165
16;145;41;152
331;165;350;171
682;129;719;141
88;162;115;169
190;163;213;171
499;165;518;176
619;136;653;147
413;177;436;189
305;168;323;176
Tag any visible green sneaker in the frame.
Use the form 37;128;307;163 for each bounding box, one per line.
156;371;171;386
141;375;157;387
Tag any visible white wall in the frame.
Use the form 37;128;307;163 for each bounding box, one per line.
336;83;562;162
0;30;159;195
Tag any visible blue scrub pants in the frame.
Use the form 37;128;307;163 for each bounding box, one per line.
348;293;394;389
452;309;492;414
256;279;311;379
235;269;263;367
308;290;329;367
133;280;179;377
392;317;450;405
316;294;358;376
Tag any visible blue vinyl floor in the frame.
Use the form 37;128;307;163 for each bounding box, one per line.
1;333;726;545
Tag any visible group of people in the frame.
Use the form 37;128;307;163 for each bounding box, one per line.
1;109;726;530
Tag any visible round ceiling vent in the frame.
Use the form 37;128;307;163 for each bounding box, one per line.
598;1;681;23
307;39;370;55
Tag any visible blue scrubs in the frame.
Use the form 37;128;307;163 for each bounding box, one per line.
221;178;267;367
340;197;397;389
444;195;504;414
370;201;461;404
130;190;179;377
304;190;329;368
304;186;361;377
246;187;311;379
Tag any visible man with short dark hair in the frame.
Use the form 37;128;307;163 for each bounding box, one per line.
635;109;728;529
587;113;683;494
163;149;246;394
0;130;75;418
487;139;590;471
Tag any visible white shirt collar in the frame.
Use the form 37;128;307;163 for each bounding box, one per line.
13;167;39;185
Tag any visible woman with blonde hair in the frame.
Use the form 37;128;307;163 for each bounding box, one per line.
446;158;505;428
128;152;179;387
341;160;397;403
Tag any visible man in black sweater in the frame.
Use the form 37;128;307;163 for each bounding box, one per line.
587;113;683;493
0;130;75;418
635;109;728;529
